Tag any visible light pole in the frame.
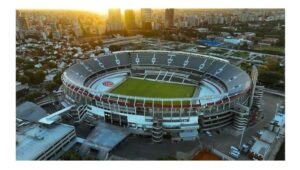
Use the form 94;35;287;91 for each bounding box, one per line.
239;126;246;149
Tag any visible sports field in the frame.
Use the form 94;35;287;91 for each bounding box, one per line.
111;78;196;98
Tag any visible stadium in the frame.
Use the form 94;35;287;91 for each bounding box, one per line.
61;50;254;142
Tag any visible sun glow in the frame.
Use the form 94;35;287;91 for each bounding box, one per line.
15;0;287;13
16;0;154;15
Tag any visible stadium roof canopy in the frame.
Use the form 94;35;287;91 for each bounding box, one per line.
80;122;130;159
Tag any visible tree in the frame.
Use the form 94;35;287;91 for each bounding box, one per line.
61;150;82;160
31;70;45;85
23;70;35;84
80;43;91;51
257;57;284;89
24;91;43;102
240;43;248;50
276;33;285;47
163;34;176;41
90;40;103;49
53;71;63;84
109;44;121;52
258;70;283;89
240;63;252;74
48;61;57;68
104;30;129;36
45;82;59;92
24;70;34;77
16;57;25;65
48;32;53;39
16;75;30;84
23;63;35;69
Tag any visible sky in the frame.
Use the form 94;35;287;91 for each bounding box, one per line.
16;0;169;14
15;0;287;15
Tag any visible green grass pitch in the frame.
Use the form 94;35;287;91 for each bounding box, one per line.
110;78;196;98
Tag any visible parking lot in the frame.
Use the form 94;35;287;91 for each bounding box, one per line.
110;92;284;160
198;92;284;160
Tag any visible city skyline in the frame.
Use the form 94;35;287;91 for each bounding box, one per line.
17;8;284;31
17;8;284;15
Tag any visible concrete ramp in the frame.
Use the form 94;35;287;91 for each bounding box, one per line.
38;105;75;125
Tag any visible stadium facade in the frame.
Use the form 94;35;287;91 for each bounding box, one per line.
61;50;257;142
